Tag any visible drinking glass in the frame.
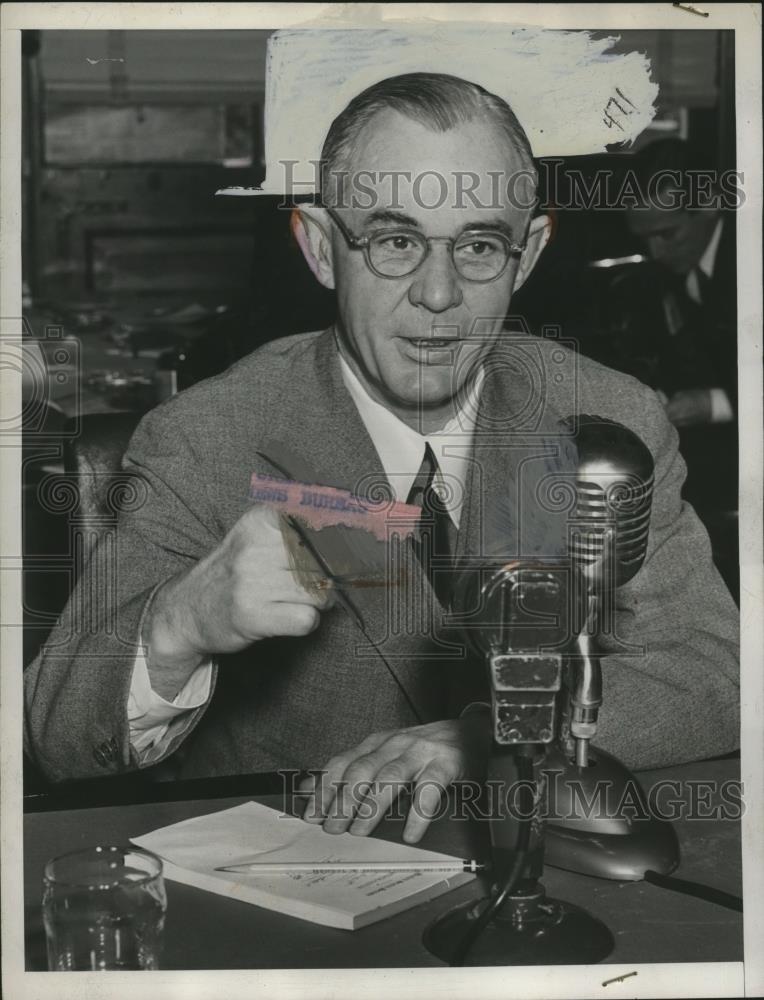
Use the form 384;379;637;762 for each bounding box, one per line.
42;845;167;970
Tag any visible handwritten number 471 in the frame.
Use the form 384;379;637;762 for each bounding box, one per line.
603;88;637;131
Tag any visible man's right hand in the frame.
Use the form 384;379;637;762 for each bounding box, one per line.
144;504;332;701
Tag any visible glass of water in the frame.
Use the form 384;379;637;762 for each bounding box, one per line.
42;845;167;971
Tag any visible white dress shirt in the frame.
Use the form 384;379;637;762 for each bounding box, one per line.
126;352;485;758
338;353;484;523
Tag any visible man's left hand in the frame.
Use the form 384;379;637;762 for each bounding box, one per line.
296;715;492;844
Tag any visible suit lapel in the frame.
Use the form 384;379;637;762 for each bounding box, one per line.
257;329;447;722
458;339;577;567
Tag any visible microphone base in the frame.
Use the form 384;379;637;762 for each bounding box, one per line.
543;745;681;880
422;883;614;966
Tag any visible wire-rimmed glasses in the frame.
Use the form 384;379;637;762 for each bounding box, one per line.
325;207;526;282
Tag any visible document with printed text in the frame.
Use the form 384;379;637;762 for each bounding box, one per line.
132;801;476;930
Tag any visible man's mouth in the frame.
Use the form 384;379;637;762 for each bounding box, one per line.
404;337;458;349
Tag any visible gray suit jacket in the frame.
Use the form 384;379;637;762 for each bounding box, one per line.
24;329;740;781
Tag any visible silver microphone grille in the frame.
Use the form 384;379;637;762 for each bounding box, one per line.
565;415;655;589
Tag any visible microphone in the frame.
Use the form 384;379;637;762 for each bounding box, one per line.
539;415;678;884
565;414;654;590
561;415;655;767
424;416;676;966
455;559;586;749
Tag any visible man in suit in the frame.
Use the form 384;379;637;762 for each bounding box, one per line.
624;138;737;427
618;139;739;598
24;74;739;844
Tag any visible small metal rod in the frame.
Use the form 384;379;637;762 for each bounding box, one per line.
500;574;510;651
672;2;709;17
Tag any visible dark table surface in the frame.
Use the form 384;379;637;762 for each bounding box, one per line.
24;758;743;970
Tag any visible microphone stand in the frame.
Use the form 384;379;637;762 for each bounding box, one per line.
423;563;614;966
424;748;615;967
543;422;680;881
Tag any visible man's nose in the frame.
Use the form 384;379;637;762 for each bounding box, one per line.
407;244;463;313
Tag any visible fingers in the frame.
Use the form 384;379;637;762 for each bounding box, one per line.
346;759;414;838
311;578;339;610
324;755;412;836
290;574;337;611
298;755;356;826
324;754;451;841
297;721;479;843
297;745;455;841
272;574;335;609
297;732;393;824
402;761;454;843
231;504;336;613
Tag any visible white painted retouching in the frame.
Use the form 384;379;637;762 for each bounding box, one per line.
220;25;658;197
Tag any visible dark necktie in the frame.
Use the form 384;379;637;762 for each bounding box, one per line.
406;443;457;607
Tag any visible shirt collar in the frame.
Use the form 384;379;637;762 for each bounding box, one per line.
338;351;484;525
699;217;724;279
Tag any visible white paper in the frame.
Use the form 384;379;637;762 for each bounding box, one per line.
132;801;476;930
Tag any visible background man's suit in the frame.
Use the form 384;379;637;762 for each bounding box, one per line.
604;214;737;411
661;215;737;410
24;329;740;781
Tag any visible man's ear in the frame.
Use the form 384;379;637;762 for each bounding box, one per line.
291;207;335;290
512;214;552;292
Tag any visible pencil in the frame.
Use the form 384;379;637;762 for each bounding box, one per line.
214;859;486;874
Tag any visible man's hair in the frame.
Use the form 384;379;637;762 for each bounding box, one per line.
630;138;719;209
319;72;535;206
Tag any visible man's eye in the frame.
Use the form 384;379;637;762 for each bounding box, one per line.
377;234;417;252
456;237;502;257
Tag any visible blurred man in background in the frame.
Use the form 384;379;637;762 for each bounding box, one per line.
608;138;739;601
624;138;737;428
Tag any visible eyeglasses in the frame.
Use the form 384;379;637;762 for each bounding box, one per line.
325;207;526;282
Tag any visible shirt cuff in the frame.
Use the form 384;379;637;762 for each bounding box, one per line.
709;388;734;423
127;646;213;755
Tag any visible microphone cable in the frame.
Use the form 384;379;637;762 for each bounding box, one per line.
642;869;743;912
450;753;535;966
